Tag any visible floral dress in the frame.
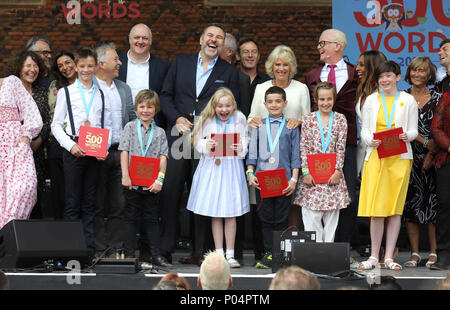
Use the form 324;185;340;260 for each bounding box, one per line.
0;76;43;229
403;88;441;224
293;111;350;210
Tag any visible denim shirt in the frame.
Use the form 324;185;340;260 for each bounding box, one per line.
247;116;301;180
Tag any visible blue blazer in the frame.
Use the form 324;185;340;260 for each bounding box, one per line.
160;53;240;145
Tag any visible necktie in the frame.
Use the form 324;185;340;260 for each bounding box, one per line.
327;64;337;88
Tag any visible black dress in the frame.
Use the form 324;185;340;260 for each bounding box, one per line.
403;88;441;224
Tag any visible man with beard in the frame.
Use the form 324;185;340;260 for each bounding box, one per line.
159;23;240;265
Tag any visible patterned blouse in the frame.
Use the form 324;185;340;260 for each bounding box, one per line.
431;92;450;168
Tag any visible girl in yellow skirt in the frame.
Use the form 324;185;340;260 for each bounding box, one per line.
358;61;418;270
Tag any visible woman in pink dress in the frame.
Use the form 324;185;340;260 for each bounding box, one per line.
0;74;43;229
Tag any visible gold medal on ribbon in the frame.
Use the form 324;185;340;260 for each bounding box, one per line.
84;120;91;127
215;158;221;166
269;156;276;164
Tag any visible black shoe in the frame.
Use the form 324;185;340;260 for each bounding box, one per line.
153;255;173;268
139;244;152;262
429;260;450;270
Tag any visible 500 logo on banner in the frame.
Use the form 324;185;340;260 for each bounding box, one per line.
62;0;140;24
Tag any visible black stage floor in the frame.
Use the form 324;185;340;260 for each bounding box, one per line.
4;250;449;291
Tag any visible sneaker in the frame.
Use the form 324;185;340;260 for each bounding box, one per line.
227;257;241;268
255;252;272;269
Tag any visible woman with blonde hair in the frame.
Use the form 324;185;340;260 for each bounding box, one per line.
187;87;250;268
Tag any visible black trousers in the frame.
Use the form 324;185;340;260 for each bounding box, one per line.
435;164;450;265
159;146;213;258
63;150;101;255
47;137;65;219
94;149;125;253
123;188;162;257
335;145;358;244
255;190;291;253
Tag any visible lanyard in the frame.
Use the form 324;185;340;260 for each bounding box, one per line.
316;111;334;153
265;116;286;154
381;91;399;130
137;119;154;157
215;115;232;133
77;79;96;120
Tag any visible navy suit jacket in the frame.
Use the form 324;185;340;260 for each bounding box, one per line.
160;53;240;145
118;53;170;127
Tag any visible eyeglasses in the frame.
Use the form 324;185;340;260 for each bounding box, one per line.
36;50;53;57
317;41;338;48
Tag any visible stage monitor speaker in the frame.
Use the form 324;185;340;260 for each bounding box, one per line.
272;231;316;273
0;220;89;270
291;242;350;275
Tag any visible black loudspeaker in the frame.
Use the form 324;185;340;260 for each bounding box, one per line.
0;220;89;270
272;231;316;273
291;242;350;275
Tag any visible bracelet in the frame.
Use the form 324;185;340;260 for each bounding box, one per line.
158;172;165;179
302;168;310;176
246;173;255;181
157;176;164;182
155;179;163;186
423;137;429;148
246;169;254;175
290;177;298;183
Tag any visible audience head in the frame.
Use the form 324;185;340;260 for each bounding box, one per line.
438;38;450;69
52;50;77;89
265;45;297;80
13;50;45;87
220;33;238;64
237;38;261;71
404;56;436;86
368;276;402;290
128;23;152;57
437;275;450;290
0;269;9;290
25;36;52;70
317;29;347;64
153;272;191;290
200;23;226;60
198;251;232;290
96;42;122;80
268;266;320;290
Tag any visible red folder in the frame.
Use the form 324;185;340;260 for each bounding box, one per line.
256;168;288;198
373;127;407;159
78;126;109;158
210;133;239;157
307;153;337;184
129;156;160;187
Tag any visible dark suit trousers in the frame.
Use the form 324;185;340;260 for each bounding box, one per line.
436;164;450;264
94;149;125;253
159;147;212;258
335;145;358;244
63;150;101;255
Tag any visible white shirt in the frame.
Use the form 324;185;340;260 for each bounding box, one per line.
51;80;112;152
96;78;122;145
126;50;150;102
320;58;348;94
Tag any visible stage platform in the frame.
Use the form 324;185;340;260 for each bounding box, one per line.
4;249;449;291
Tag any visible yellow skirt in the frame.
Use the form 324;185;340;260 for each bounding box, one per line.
358;149;412;217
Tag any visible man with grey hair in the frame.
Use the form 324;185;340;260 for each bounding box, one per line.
305;28;358;249
197;251;232;290
25;36;53;88
220;33;251;117
94;42;135;259
118;23;170;128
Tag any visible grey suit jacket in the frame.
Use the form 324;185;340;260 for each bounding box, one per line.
94;76;136;128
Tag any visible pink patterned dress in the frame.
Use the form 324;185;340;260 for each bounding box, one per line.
293;111;350;211
0;75;43;229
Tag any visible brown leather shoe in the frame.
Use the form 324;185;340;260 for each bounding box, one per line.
178;254;198;265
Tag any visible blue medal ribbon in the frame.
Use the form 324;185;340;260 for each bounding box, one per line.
77;79;96;122
316;111;334;153
265;116;286;154
381;91;399;130
137;119;154;157
215;115;232;133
